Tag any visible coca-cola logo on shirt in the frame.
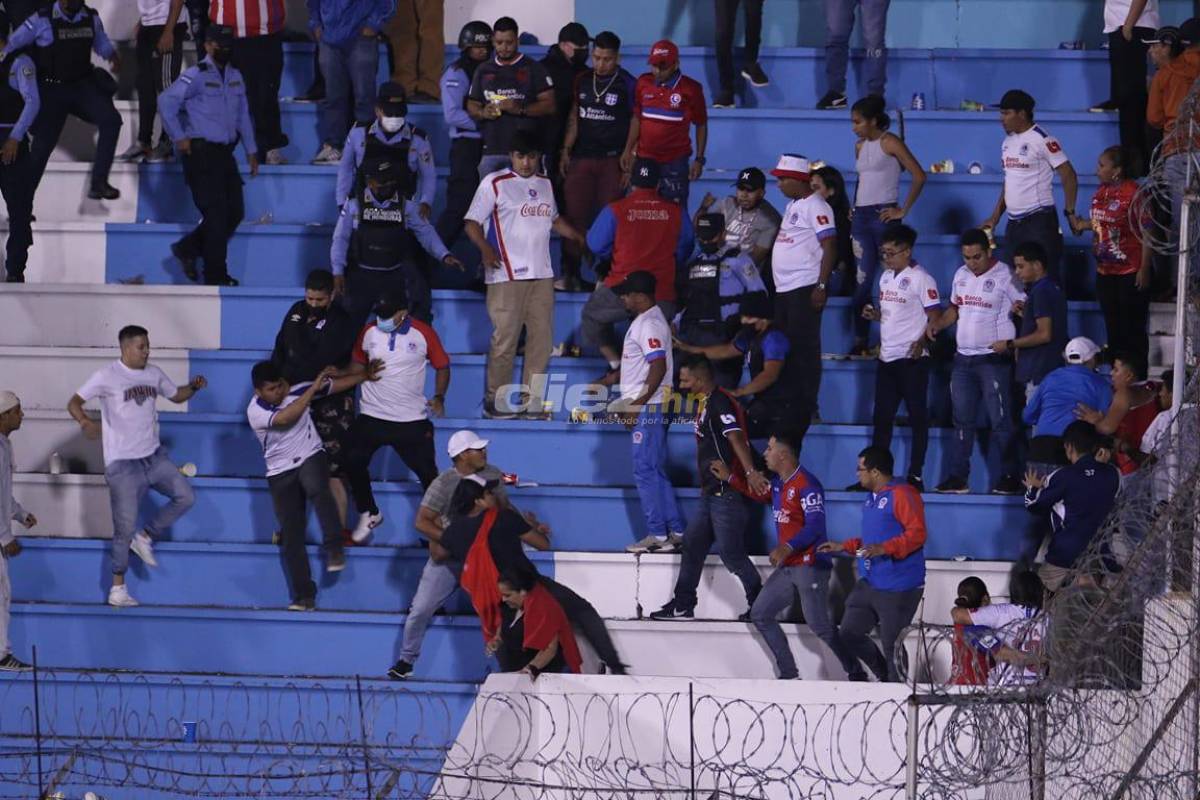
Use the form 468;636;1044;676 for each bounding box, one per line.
520;203;553;217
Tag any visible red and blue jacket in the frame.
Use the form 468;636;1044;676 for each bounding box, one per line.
839;480;927;591
731;463;830;567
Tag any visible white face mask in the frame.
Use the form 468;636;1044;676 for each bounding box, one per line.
380;116;406;134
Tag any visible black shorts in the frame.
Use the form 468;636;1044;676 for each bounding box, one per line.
310;392;356;477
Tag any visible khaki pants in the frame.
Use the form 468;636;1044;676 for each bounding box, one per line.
384;0;444;98
486;278;554;410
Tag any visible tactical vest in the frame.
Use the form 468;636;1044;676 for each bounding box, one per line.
35;6;95;84
356;125;419;199
353;189;414;270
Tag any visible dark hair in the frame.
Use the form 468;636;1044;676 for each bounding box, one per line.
960;228;991;252
769;428;804;459
858;445;895;476
498;565;539;593
448;477;492;519
118;325;148;344
1100;144;1129;176
1009;571;1045;611
1062;420;1099;456
305;269;334;293
594;30;620;51
1111;350;1148;381
813;165;848;207
1161;369;1175;392
851;95;891;132
881;224;917;249
813;166;854;277
509;130;542;156
251;359;283;389
493;16;518;35
1012;241;1048;268
955;576;989;610
680;353;713;378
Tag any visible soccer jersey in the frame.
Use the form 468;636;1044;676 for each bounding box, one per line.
969;603;1047;686
878;263;941;363
76;361;179;466
351;317;450;422
1090;180;1145;275
466;169;557;284
632;71;706;162
621;305;672;405
772;193;837;292
467;54;553;155
1002;125;1069;217
247;382;325;477
950;260;1025;356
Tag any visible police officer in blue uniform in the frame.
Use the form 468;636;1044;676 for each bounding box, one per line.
331;158;462;324
435;20;490;249
335;81;436;215
0;13;38;282
2;0;121;199
158;25;258;287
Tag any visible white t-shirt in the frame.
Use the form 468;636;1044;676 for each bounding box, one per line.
620;305;672;405
1002;126;1070;217
950;260;1026;356
771;193;837;292
351;318;450;422
465;169;557;284
76;361;179;466
969;603;1046;686
877;263;941;363
247;383;326;478
1103;0;1160;33
138;0;189;26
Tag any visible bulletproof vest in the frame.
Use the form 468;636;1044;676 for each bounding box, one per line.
35;6;95;83
682;247;742;325
0;54;26;128
356;126;418;199
353;189;414;270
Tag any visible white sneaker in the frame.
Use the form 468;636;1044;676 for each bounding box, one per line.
626;534;670;554
311;144;342;165
108;585;139;608
265;148;288;165
351;511;383;543
661;533;685;553
130;531;158;567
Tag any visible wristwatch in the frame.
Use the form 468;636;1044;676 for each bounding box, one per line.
694;156;706;165
816;282;827;291
432;393;445;402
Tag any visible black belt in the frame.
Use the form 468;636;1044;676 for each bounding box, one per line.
193;138;236;151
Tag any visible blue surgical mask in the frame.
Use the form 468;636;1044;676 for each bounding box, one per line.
376;315;400;333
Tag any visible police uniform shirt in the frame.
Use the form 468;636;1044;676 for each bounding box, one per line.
336;122;436;207
682;245;764;324
620;305;672;405
0;53;38;142
441;59;480;139
330;190;450;276
1001;125;1069;217
5;3;117;64
157;56;257;155
75;361;179;466
949;260;1025;356
247;382;326;477
877;262;940;363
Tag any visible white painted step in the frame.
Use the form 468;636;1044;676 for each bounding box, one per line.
26;163;139;223
0;221;107;283
0;346;190;412
9;410;103;473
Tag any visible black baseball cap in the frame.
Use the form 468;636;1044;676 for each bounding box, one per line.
558;22;590;47
364;159;399;179
612;270;657;297
994;89;1035;112
734;167;766;191
373;290;409;318
206;25;235;47
1143;25;1183;45
696;213;725;237
1180;18;1200;45
630;158;660;188
738;291;773;320
376;81;408;115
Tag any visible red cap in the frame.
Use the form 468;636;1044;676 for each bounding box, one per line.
648;40;679;66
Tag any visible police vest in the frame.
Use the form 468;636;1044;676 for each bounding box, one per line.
353;191;414;270
682;248;741;325
35;6;96;84
356;126;419;199
0;54;26;129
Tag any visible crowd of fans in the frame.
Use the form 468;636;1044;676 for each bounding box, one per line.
0;0;1195;682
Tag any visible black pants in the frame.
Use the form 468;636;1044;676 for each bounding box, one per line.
135;23;186;147
747;397;806;442
184;0;209;43
1096;272;1150;366
0;139;33;280
344;415;439;516
268;452;343;603
435;136;483;250
1005;207;1062;278
872;357;931;478
542;577;625;672
344;262;432;326
176;141;245;283
231;32;288;158
774;285;822;424
1109;28;1153;177
715;0;764;92
29;75;122;192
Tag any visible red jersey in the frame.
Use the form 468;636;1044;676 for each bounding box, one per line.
523;583;583;674
1116;386;1162;474
633;72;707;162
730;463;830;567
1090;180;1145;276
603;188;683;301
210;0;287;36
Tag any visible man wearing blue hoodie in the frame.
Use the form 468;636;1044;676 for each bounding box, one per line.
308;0;395;165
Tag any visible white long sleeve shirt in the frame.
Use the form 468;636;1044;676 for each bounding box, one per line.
0;434;31;548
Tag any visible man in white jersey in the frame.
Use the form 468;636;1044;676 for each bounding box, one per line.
0;391;36;671
928;229;1026;495
248;359;381;610
856;225;941;492
605;270;687;553
464;129;587;419
339;289;450;543
67;325;206;607
981;90;1078;278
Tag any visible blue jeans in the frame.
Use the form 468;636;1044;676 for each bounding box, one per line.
318;35;379;148
399;557;461;664
632;408;685;536
950;353;1017;484
655;154;691;206
104;446;195;576
672;491;760;610
851;204;898;341
824;0;892;96
839;579;922;682
751;564;862;679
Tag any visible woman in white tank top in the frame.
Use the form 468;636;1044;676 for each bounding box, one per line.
849;96;926;355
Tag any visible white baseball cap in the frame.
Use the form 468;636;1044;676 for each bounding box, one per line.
0;391;18;414
1063;336;1101;364
447;429;489;458
770;154;811;181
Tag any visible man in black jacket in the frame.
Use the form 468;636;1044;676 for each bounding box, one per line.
540;22;589;189
271;268;360;535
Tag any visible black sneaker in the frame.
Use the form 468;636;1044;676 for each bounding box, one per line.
326;548;346;573
847;671;869;682
737;610;752;622
5;273;24;283
87;183;120;201
1089;99;1118;113
906;475;925;493
0;654;32;671
287;597;316;611
171;241;199;282
934;476;969;494
844;481;868;492
991;475;1024;495
817;91;847;110
741;63;769;87
387;659;413;680
205;275;240;287
648;601;694;620
712;89;735;108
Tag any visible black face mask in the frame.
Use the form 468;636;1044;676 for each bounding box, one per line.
570;48;588;66
372;183;398;201
62;0;84;14
305;304;327;320
699;238;722;255
210;47;231;66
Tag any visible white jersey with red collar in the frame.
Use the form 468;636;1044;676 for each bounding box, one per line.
352;317;450;422
465;169;558;284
